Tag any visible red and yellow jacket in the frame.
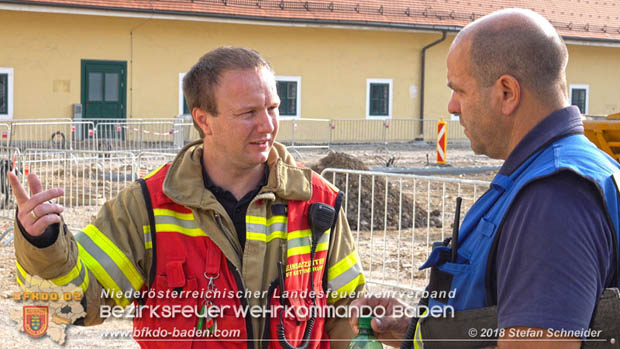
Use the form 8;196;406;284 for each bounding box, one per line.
14;141;366;348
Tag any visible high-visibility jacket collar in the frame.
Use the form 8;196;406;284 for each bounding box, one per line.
163;140;313;210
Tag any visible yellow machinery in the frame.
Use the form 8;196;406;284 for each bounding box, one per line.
584;113;620;162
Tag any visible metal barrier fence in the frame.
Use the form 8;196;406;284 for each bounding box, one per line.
0;148;180;244
137;152;177;178
9;120;98;151
1;149;179;230
0;123;10;148
330;119;387;143
277;118;331;149
174;122;201;149
5;119;198;153
327;118;468;145
0;147;492;293
0;115;470;246
384;119;418;143
320;168;490;292
95;119;179;152
17;149;138;230
2;117;466;154
0;146;21;220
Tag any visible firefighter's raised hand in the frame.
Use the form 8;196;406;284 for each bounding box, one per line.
8;171;64;237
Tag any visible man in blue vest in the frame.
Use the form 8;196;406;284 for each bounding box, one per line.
351;8;620;349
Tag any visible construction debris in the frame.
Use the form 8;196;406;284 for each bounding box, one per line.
312;152;441;230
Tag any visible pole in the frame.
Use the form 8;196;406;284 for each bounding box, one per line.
437;117;447;164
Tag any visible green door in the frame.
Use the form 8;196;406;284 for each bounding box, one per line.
81;60;126;139
81;60;126;119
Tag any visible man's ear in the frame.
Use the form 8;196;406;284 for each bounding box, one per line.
192;108;212;136
495;74;521;116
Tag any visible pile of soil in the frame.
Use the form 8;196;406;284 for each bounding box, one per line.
312;152;441;230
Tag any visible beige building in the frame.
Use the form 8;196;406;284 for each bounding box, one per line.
0;0;619;142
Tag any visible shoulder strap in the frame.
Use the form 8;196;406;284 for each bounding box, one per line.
138;178;158;289
323;191;344;291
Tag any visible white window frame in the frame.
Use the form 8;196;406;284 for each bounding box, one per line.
0;67;14;120
275;75;301;118
178;73;188;116
366;78;393;119
569;84;589;115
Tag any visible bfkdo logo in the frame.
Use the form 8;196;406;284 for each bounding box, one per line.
23;306;49;338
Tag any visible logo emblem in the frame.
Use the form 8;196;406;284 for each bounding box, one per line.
23;306;48;337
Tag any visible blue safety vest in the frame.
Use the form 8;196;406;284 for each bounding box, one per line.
419;134;620;311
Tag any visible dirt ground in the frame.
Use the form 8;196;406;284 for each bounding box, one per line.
0;141;502;348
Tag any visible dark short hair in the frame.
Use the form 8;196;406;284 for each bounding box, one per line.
183;47;273;137
465;10;568;99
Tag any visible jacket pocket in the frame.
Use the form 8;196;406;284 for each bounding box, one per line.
134;274;199;347
419;243;471;307
427;261;471;306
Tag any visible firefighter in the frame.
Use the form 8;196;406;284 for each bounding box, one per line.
10;47;365;348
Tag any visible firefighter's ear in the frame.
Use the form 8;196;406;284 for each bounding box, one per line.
192;108;213;136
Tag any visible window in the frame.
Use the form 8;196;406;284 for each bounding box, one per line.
179;73;190;115
569;84;589;114
87;72;119;102
104;73;119;102
88;72;103;101
276;76;301;118
0;74;7;114
0;67;14;119
366;79;392;118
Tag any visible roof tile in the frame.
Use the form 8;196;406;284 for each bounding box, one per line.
7;0;620;41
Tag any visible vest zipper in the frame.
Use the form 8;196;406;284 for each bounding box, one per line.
227;260;255;349
214;212;243;260
262;278;280;348
214;211;254;347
